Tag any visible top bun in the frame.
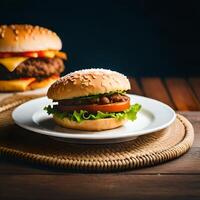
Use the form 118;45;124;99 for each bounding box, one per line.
47;68;131;100
0;24;62;52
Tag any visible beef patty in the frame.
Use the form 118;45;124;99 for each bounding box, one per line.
57;93;130;106
0;57;65;80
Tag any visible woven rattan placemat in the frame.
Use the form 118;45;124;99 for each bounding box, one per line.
0;95;194;172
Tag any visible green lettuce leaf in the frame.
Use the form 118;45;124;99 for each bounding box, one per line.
44;104;141;123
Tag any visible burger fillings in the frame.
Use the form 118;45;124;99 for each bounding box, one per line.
0;24;67;91
44;69;141;131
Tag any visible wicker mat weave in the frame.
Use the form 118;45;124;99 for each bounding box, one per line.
0;95;194;172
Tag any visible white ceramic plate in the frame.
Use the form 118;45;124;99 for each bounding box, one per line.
12;95;176;144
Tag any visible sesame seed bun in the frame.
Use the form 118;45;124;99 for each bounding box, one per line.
47;69;131;100
53;115;126;131
0;24;62;52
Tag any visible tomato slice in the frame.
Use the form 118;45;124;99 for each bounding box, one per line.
0;52;38;58
57;100;130;113
0;53;13;58
0;52;18;58
21;52;38;58
0;51;67;59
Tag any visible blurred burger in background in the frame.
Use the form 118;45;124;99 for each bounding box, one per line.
0;24;67;92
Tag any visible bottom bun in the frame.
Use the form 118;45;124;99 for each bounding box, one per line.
0;75;59;92
53;115;126;131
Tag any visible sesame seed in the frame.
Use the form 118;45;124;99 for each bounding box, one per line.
14;29;19;35
0;32;5;38
25;25;30;30
27;29;32;34
11;25;15;30
72;80;77;85
91;74;97;79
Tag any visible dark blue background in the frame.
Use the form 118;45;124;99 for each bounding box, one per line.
1;0;200;76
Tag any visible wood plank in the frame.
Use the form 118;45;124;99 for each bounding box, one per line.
165;78;200;111
128;77;143;95
140;78;175;108
0;175;199;200
179;111;200;122
188;77;200;101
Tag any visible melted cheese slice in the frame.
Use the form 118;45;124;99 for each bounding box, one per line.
0;57;29;72
0;78;36;91
29;75;59;90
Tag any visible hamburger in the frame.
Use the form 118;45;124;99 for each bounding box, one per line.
0;24;67;92
45;69;141;131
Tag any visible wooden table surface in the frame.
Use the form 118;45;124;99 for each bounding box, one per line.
0;77;200;200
